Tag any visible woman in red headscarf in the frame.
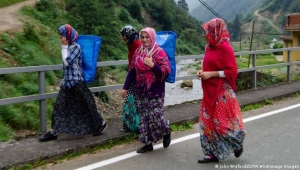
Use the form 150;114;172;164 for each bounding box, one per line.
122;27;171;153
197;18;246;163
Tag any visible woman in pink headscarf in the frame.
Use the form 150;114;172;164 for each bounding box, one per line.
122;27;171;153
196;18;246;163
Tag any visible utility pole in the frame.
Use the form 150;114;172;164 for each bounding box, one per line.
248;21;255;68
239;33;242;59
240;34;241;51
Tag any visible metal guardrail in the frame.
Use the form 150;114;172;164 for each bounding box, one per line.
1;47;300;132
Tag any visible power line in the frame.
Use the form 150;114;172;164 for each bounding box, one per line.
198;0;241;32
197;0;289;36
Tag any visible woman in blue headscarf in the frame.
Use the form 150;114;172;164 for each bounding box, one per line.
39;24;108;142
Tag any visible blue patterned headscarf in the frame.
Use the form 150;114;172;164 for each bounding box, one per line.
58;24;78;45
120;25;139;45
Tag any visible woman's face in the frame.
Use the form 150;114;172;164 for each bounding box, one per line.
58;31;68;45
140;31;151;47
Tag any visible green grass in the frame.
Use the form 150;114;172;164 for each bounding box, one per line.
256;55;279;66
241;98;275;111
171;121;193;131
237;54;279;68
0;23;61;141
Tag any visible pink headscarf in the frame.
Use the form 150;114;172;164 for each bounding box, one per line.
129;27;170;91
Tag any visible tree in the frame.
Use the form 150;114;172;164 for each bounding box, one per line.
177;0;189;13
128;0;143;22
229;14;242;41
119;8;130;23
66;0;106;34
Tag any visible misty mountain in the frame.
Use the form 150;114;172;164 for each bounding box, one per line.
189;0;263;22
185;0;200;11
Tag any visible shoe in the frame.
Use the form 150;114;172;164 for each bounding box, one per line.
198;155;219;163
121;123;131;132
234;146;243;158
39;131;57;142
163;133;171;148
137;144;153;153
93;121;108;136
120;127;131;132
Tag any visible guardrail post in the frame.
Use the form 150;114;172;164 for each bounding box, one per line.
287;50;291;82
252;54;257;89
38;71;47;133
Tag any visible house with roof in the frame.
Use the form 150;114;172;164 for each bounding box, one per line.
281;13;300;62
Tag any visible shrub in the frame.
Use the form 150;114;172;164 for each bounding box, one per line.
17;82;38;95
0;121;13;142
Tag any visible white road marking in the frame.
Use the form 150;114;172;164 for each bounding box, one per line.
75;103;300;170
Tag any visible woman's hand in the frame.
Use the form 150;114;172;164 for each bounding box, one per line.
144;56;154;68
197;70;214;80
61;37;68;45
121;89;127;98
196;70;203;78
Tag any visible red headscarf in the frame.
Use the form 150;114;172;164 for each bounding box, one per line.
129;27;170;91
201;18;238;108
128;40;142;66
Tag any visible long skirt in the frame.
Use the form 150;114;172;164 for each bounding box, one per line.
136;95;171;145
122;84;140;132
199;84;246;160
52;82;103;136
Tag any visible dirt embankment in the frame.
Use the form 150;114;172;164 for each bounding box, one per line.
0;0;36;33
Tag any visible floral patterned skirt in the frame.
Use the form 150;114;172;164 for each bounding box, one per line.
136;95;171;145
199;85;246;160
52;82;103;136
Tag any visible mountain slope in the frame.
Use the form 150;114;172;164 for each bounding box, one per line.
190;0;263;22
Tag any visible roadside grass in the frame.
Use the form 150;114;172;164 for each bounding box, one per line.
0;22;61;141
240;93;299;112
171;120;193;131
241;99;274;111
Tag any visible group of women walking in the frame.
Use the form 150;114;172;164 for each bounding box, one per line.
38;17;246;163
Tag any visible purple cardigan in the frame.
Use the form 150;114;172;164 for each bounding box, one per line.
123;63;167;98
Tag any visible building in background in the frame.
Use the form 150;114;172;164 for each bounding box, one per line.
281;13;300;62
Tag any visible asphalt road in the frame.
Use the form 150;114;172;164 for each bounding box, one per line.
36;97;300;170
